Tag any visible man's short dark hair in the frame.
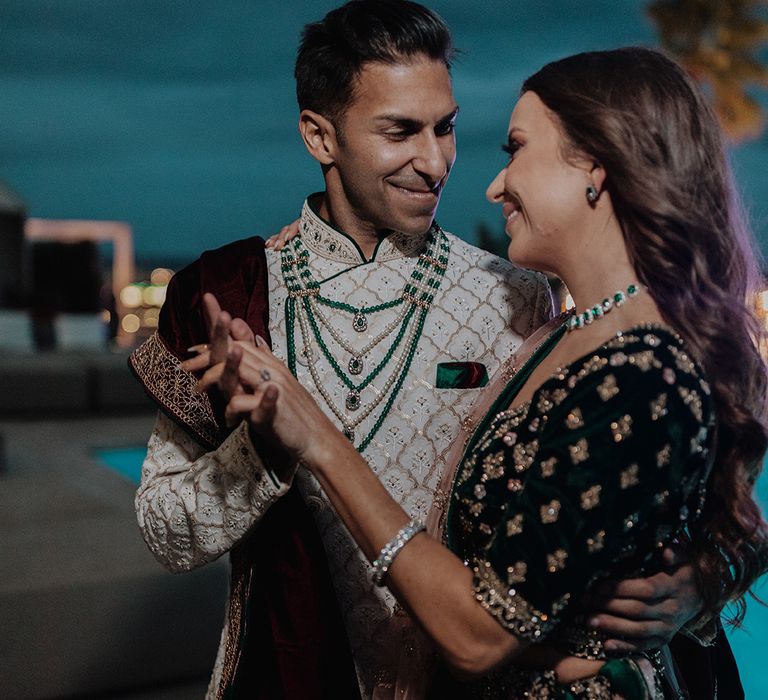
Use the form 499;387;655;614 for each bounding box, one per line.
295;0;454;126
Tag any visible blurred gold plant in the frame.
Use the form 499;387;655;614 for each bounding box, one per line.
647;0;768;141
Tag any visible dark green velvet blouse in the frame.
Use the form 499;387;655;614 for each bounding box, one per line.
446;324;714;653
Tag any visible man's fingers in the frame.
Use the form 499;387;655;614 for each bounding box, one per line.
603;637;666;654
181;351;211;372
587;595;673;622
594;574;671;601
661;543;689;568
195;363;224;393
210;311;232;364
220;346;243;404
587;614;667;641
202;293;223;335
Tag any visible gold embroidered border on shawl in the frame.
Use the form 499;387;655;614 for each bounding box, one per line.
129;331;219;450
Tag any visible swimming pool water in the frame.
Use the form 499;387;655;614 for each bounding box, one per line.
97;446;145;484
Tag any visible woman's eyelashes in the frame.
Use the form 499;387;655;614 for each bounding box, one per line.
502;138;521;160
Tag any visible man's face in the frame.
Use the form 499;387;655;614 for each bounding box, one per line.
329;57;458;238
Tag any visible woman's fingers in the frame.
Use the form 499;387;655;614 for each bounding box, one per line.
265;219;300;250
230;317;255;343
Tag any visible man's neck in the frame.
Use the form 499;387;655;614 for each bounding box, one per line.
315;194;383;260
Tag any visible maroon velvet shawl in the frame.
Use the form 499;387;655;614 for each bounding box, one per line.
130;236;360;699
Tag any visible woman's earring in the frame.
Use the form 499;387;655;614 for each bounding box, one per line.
586;184;599;204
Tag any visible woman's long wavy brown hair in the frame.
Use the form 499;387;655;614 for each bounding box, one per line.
524;47;768;622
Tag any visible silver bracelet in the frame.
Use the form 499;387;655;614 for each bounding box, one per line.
371;519;426;587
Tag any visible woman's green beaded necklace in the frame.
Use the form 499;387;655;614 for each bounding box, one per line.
566;283;642;331
281;228;450;451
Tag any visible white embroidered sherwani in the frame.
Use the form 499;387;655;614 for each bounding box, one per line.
134;200;553;698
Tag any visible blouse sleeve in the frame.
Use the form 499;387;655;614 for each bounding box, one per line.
455;340;713;642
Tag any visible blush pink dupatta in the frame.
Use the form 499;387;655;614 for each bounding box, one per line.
379;314;568;699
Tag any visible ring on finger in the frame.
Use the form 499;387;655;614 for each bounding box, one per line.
260;368;271;382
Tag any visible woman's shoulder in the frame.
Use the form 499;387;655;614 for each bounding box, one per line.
551;323;707;390
531;322;713;430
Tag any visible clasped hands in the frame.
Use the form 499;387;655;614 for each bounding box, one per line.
182;291;705;653
182;292;343;471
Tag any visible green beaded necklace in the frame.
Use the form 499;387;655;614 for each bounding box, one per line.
281;227;450;451
566;283;642;331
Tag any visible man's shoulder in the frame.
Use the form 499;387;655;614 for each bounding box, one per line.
442;230;546;287
169;234;267;286
195;235;267;270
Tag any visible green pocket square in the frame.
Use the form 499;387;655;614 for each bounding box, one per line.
435;361;489;389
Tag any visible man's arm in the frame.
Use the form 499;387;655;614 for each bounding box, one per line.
135;411;294;573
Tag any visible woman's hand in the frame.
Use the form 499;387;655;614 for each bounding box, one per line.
264;219;300;251
182;292;255;393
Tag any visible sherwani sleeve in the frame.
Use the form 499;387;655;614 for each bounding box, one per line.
136;411;293;573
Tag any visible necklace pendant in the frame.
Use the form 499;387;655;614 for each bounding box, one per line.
343;427;355;442
348;356;363;375
346;390;361;411
352;312;368;333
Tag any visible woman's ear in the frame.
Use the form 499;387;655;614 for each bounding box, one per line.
590;161;607;193
298;110;339;165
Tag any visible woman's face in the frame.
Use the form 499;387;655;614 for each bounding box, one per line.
486;91;594;273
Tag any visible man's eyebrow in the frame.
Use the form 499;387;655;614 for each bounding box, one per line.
437;106;460;125
374;106;460;129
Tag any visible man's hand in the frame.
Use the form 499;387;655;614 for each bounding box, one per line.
584;545;703;652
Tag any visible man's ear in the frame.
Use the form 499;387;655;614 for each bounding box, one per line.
298;110;339;165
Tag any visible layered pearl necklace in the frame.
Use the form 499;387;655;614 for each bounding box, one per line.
281;227;450;451
566;283;642;331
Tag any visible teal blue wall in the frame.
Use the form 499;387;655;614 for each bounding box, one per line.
1;0;766;267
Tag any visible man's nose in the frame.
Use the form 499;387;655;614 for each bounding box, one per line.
412;132;451;183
